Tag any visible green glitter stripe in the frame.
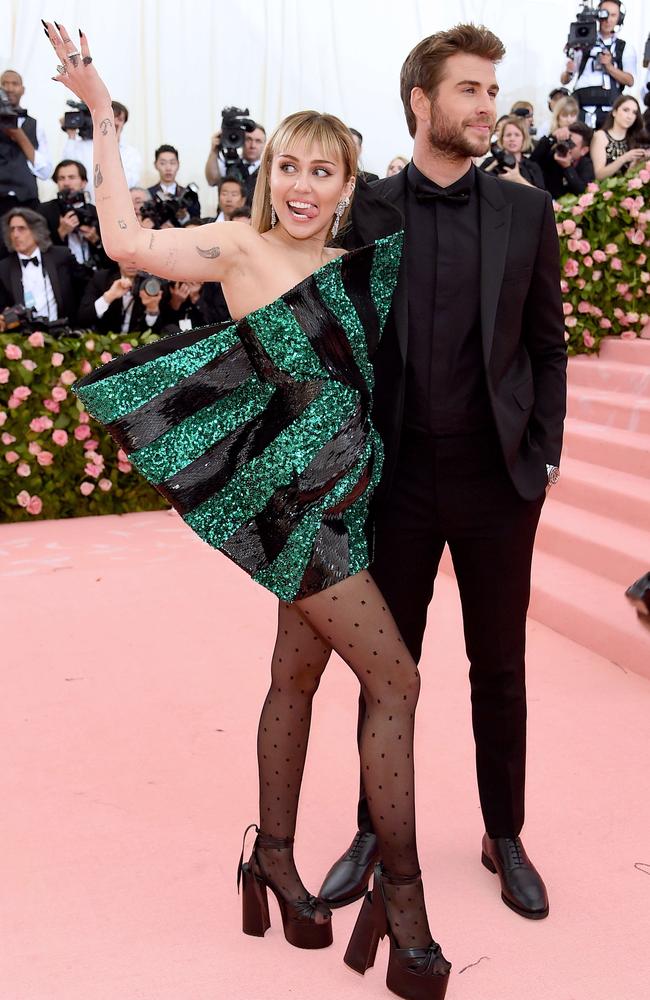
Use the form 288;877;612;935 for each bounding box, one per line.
184;381;356;546
370;231;403;329
75;323;240;425
247;298;328;381
315;259;374;391
130;373;273;485
254;438;377;601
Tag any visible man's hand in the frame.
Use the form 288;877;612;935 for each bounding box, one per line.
599;50;613;73
139;289;163;315
1;126;23;144
79;223;100;244
552;126;571;143
58;210;80;240
553;150;573;169
565;58;576;74
188;281;203;304
169;281;191;310
500;161;526;184
211;129;222;152
103;276;132;304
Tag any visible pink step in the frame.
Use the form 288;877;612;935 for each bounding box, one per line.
567;384;650;434
529;550;650;680
569;356;650;394
563;418;650;477
536;498;649;586
598;337;650;365
556;457;650;528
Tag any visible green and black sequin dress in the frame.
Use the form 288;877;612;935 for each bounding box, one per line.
73;231;403;601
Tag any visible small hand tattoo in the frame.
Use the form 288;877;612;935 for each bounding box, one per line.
94;163;103;188
69;53;80;68
99;118;113;136
196;245;221;259
117;220;127;230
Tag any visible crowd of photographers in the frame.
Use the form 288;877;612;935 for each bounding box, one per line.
0;0;649;337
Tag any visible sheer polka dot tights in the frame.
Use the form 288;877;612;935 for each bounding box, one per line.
255;571;432;949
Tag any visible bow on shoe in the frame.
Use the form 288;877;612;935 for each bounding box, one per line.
399;941;452;977
292;894;332;923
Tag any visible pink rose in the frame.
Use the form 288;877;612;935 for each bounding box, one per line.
578;193;594;208
117;460;132;474
51;386;67;402
84;462;102;478
85;339;95;351
74;424;91;441
620;330;637;341
117;448;128;462
100;351;113;363
602;190;613;201
637;253;648;266
52;429;69;446
620;197;636;211
599;317;612;329
28;441;41;455
563;302;573;316
13;385;31;401
0;411;6;427
639;169;650;183
627;177;643;191
16;490;30;508
567;238;579;253
560;280;569;293
640;321;650;339
43;399;60;414
616;283;629;295
1;432;16;445
605;243;618;254
78;411;90;424
592;270;602;281
5;450;19;463
583;256;593;268
592;250;607;263
60;369;77;386
582;331;595;348
611;258;623;271
630;230;645;246
51;352;64;367
587;182;599;193
28;331;45;348
564;259;579;277
16;462;31;477
565;316;577;328
81;360;92;375
0;367;9;384
563;219;577;235
571;206;583;216
576;279;586;289
5;344;22;360
591;306;603;318
37;450;53;466
641;272;650;283
8;395;23;410
80;481;95;496
30;417;44;432
82;440;100;452
98;478;113;492
609;207;618;218
625;312;639;324
26;495;42;516
577;240;590;254
614;307;624;319
22;359;37;371
120;342;133;353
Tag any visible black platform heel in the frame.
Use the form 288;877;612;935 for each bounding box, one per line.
237;824;333;949
344;864;451;1000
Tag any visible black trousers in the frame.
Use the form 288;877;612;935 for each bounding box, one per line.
357;426;545;838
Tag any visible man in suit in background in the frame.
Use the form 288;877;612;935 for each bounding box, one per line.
349;128;379;182
319;25;567;921
77;262;176;335
147;144;201;224
38;159;110;269
0;207;84;325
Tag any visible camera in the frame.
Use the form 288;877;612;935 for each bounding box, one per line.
1;303;69;333
219;106;257;182
62;99;93;140
489;144;517;175
134;272;169;297
551;135;577;157
56;187;98;228
0;87;27;128
139;185;200;229
566;2;608;53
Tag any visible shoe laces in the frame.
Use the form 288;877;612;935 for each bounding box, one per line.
507;837;524;866
349;831;369;860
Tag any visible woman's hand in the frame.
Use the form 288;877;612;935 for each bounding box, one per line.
43;21;111;113
624;148;647;165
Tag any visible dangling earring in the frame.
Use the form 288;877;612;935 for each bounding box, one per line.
270;202;277;228
331;198;349;239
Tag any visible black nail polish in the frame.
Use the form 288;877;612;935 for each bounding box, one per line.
54;21;61;29
79;28;85;36
41;18;48;28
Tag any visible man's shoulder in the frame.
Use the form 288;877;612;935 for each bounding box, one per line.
479;169;550;213
45;245;77;267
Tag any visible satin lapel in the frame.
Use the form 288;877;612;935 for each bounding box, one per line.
42;250;63;311
477;171;511;366
9;255;24;305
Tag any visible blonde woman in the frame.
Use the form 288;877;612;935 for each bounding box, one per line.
386;155;409;176
44;19;450;1000
549;96;579;133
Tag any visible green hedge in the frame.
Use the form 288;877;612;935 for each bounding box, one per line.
1;331;168;522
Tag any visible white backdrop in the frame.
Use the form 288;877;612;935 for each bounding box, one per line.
3;0;649;213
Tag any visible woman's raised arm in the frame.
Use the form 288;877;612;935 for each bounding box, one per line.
43;21;254;283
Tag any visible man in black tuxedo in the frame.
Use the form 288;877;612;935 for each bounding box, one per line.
0;207;84;324
319;25;567;920
77;262;177;334
147;144;201;224
38;159;110;270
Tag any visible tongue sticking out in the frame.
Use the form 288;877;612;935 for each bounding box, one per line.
289;202;319;220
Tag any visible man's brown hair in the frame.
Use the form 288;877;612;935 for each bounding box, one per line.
400;24;506;137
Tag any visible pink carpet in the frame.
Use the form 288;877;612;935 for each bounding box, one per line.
2;510;650;1000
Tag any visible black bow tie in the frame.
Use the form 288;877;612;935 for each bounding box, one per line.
21;256;39;268
413;184;471;205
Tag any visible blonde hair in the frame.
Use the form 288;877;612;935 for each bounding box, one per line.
251;111;358;236
550;96;580;133
497;115;533;154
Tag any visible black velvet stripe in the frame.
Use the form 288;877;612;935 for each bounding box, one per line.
157;380;324;513
106;341;253;453
237;317;295;387
219;402;368;575
283;280;369;399
340;245;381;358
76;319;235;388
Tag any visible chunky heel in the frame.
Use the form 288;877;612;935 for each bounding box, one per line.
386;945;450;1000
344;888;385;973
481;850;497;873
241;862;271;937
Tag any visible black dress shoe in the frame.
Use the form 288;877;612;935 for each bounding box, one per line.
319;831;380;908
481;834;549;919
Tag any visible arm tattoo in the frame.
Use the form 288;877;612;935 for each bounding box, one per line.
164;247;178;274
117;220;127;230
148;233;156;250
196;245;221;259
99;118;113;136
94;163;103;188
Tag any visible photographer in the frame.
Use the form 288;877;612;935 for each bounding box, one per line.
591;94;649;178
77;261;177;334
480;116;545;189
561;0;636;128
0;70;52;222
62;100;142;197
0;207;85;326
38;159;110;269
537;87;570;138
215;177;247;221
147;144;201;223
204;111;266;203
530;122;595;198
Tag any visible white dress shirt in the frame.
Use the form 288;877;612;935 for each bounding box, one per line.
15;116;52;182
18;248;58;320
61;136;143;198
94;289;157;331
568;34;637;98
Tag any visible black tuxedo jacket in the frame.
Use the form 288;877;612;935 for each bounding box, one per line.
77;267;177;334
341;167;567;501
0;246;85;324
147;183;202;218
